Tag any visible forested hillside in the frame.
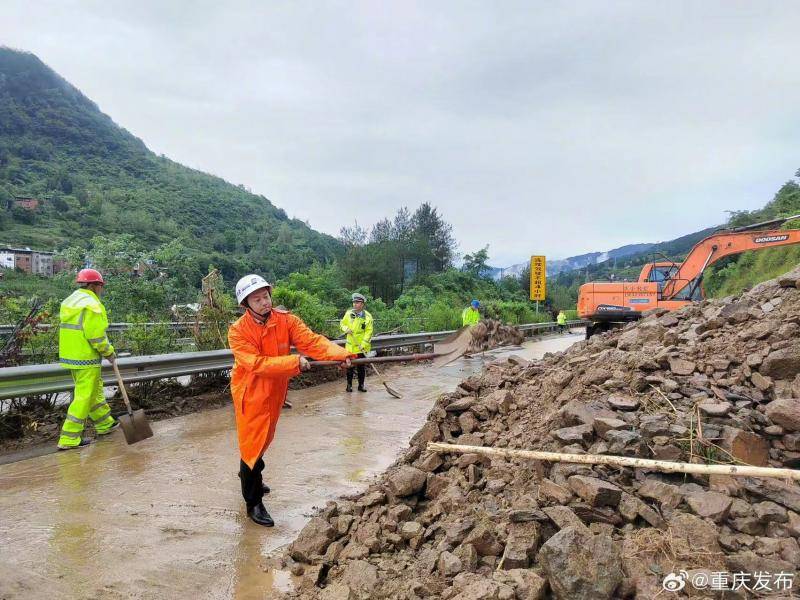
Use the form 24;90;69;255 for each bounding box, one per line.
0;47;341;282
704;170;800;297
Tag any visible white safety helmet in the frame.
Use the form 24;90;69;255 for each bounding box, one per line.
352;292;366;302
235;274;272;306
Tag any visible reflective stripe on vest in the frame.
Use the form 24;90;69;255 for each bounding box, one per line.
60;357;102;366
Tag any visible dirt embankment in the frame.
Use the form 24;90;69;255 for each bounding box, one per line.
282;266;800;600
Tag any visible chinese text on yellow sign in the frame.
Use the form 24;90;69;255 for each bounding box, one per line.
529;255;546;301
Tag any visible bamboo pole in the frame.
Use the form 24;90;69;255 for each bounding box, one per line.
427;442;800;481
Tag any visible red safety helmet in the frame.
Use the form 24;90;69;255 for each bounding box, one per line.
75;268;105;285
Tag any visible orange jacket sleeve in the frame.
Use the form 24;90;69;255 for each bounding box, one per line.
289;315;351;361
228;324;301;377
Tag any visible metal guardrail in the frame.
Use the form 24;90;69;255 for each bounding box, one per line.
0;321;585;401
0;321;200;336
518;319;584;333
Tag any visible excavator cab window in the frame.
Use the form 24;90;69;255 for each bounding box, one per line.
645;265;681;300
647;266;679;283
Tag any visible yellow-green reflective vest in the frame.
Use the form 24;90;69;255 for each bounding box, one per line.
462;307;480;326
557;312;567;325
340;309;373;354
58;289;115;369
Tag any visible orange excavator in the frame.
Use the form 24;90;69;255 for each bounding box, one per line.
578;214;800;338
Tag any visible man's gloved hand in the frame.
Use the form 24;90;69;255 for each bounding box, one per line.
299;356;310;372
343;327;353;335
106;352;117;365
339;356;353;370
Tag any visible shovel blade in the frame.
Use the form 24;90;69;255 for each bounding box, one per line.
118;410;153;445
382;381;403;399
432;327;474;368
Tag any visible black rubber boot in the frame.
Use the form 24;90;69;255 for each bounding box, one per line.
358;385;367;392
237;471;270;494
346;384;353;392
247;503;275;527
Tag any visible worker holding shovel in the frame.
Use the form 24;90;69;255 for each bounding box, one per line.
340;292;373;393
229;275;352;527
57;268;119;450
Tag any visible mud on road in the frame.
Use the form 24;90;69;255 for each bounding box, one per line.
0;334;581;600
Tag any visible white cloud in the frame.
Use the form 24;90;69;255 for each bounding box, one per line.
2;0;798;265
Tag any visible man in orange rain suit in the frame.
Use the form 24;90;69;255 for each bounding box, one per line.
228;274;352;527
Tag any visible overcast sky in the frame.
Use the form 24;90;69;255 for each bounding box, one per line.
2;1;799;265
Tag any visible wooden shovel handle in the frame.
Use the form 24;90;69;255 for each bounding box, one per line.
309;353;436;368
111;360;135;416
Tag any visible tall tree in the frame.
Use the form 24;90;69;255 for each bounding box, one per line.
412;202;456;272
462;246;490;278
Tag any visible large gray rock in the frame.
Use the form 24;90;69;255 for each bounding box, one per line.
538;526;622;600
765;399;800;433
386;465;427;497
289;517;338;562
754;501;789;524
778;270;800;288
605;430;642;454
685;491;733;523
340;560;379;600
669;512;722;556
446;397;478;412
593;417;628;439
761;347;800;380
493;569;547;600
567;476;622;508
668;357;696;376
399;521;424;540
463;520;504;556
742;477;800;512
450;573;510;600
607;395;640;411
498;522;540;570
539;479;573;505
551;424;594;444
543;506;590;532
410;421;441;446
637;479;683;508
437;551;463;577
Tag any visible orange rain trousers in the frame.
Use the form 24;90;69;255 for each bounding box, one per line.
228;309;350;468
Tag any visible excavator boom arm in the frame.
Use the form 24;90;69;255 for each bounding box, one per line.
662;221;800;299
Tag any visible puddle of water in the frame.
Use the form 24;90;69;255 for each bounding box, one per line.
0;334;581;599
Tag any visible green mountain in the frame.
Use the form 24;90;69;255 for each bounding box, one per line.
0;47;341;282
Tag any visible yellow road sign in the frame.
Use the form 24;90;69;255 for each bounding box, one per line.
530;255;546;301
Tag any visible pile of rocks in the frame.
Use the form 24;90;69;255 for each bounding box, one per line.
282;266;800;599
469;320;525;354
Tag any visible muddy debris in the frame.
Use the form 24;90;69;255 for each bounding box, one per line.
468;319;525;354
282;266;800;599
